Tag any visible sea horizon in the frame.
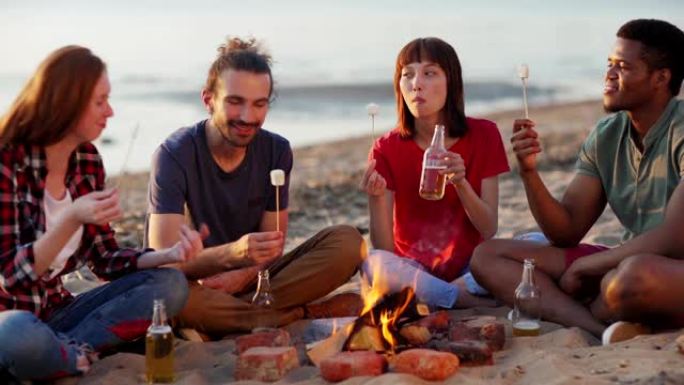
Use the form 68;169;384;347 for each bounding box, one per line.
1;0;682;173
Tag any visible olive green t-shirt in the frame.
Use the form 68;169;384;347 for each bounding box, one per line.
576;98;684;241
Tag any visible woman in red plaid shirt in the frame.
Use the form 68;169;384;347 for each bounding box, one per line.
0;46;205;382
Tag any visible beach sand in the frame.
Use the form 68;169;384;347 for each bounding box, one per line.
58;100;684;384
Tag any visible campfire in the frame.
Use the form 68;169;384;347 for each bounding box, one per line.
304;258;507;382
234;257;509;383
342;287;427;353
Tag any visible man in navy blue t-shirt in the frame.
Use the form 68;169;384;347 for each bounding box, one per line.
146;37;364;335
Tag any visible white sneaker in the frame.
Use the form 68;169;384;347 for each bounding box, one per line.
602;321;651;345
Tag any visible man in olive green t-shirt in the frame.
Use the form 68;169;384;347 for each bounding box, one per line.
470;19;684;339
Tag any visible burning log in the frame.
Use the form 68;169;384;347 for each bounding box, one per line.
346;326;385;352
342;287;421;353
399;325;431;346
392;349;460;381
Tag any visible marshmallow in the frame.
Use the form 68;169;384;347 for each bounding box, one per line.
270;169;285;186
517;64;529;79
366;103;380;116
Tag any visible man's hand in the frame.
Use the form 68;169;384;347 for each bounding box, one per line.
67;188;122;225
511;119;541;173
166;224;209;263
559;258;594;298
359;159;387;197
228;231;284;268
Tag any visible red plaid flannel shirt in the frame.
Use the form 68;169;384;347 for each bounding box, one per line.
0;142;142;319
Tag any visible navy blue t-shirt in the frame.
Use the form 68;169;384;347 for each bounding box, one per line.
146;120;292;248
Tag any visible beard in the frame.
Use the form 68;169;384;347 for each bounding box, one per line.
214;118;261;148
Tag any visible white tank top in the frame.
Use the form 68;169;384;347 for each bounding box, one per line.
43;190;84;279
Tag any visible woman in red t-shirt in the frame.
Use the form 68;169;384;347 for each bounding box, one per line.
360;37;509;308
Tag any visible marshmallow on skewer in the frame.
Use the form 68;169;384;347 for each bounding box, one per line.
270;169;285;186
366;102;380;116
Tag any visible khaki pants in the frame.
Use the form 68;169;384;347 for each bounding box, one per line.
175;225;364;334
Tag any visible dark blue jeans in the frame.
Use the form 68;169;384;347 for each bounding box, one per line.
0;268;188;381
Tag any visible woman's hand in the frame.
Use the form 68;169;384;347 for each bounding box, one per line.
359;159;387;197
441;151;466;187
68;188;122;225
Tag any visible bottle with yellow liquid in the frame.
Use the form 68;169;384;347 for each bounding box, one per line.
251;270;275;328
419;124;447;200
146;299;174;383
512;259;541;337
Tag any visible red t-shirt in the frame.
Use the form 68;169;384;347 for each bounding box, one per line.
372;117;510;282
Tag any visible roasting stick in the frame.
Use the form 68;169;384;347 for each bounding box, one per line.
366;103;379;148
113;123;140;192
517;64;530;119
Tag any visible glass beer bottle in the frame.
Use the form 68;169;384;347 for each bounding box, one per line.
146;299;175;383
512;259;541;337
252;270;275;327
419;124;447;200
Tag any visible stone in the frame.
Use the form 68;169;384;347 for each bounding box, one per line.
428;340;493;366
415;311;451;332
319;351;387;382
392;348;460;381
234;346;299;382
449;316;506;352
235;328;291;355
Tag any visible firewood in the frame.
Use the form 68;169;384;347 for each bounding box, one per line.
347;325;385;352
399;325;432;346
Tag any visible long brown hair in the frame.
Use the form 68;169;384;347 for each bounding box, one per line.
0;45;106;146
394;37;467;138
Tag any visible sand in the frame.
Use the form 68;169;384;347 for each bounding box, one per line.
55;99;684;384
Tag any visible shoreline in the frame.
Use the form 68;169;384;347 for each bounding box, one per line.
110;98;623;250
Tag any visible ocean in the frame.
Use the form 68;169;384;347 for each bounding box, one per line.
1;0;682;174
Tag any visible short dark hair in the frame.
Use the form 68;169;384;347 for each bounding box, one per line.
617;19;684;96
205;36;273;98
394;37;468;139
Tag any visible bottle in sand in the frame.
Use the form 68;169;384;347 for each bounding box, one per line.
512;259;541;337
419;124;447;200
252;270;275;327
146;299;175;383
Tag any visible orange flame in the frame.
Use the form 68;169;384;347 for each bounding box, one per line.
380;311;395;347
360;255;392;316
